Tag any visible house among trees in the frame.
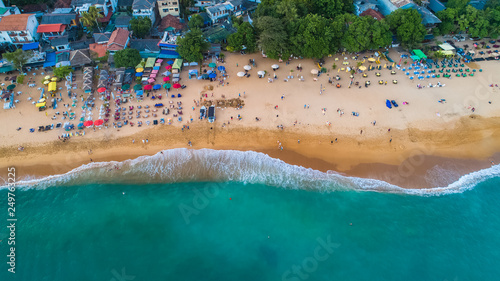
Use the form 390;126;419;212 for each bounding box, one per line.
206;0;243;24
107;28;130;54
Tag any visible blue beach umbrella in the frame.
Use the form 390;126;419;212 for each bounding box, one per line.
167;60;174;65
217;66;225;71
135;72;143;77
208;73;216;79
153;84;161;90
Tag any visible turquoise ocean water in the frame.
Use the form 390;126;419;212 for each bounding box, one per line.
1;149;500;280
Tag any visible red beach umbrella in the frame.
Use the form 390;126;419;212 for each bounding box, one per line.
173;83;181;89
97;87;106;93
94;119;104;126
163;76;170;82
165;65;172;70
144;84;152;90
83;120;93;127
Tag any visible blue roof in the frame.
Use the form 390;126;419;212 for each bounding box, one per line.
43;52;57;67
158;49;180;59
22;42;40;51
428;0;446;13
159;43;177;48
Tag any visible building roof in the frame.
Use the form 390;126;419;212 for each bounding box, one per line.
130;39;160;52
89;43;108;57
37;24;66;33
428;0;446;13
108;28;130;51
160;14;186;31
0;14;33;31
51;36;69;46
133;0;156;10
41;13;76;25
469;0;487;10
360;8;385;20
70;49;92;66
22;4;49;13
71;0;106;6
207;3;227;15
118;0;134;6
93;32;112;43
115;15;132;27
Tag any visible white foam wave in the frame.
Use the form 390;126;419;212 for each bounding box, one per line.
2;149;499;196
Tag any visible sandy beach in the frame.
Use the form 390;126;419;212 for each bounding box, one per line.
1;46;500;189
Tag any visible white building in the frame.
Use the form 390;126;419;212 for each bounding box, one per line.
0;14;39;47
71;0;118;17
133;0;157;24
158;0;180;18
206;0;242;24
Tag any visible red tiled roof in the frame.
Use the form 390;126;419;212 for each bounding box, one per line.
0;14;33;31
360;9;385;21
98;7;113;23
107;28;129;51
37;24;66;33
160;14;186;31
89;43;108;58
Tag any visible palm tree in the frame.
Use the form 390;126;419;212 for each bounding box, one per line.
79;6;104;31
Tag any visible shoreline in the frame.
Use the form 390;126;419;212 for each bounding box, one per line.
1;115;499;189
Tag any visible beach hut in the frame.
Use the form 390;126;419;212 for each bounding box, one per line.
172;59;183;73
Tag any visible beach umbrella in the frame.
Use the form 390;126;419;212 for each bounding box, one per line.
133;84;142;91
7;84;16;90
165;65;172;70
135;72;143;77
311;69;319;75
209;62;217;68
208;73;216;79
44;80;50;85
136;67;144;72
272;64;279;70
258;70;266;76
84;120;93;127
97;87;106;93
153;84;161;90
147;78;155;83
368;58;376;62
237;72;246;77
173;83;181;89
144;84;152;90
218;66;225;71
167;60;174;65
51;77;58;81
243;65;252;71
163;76;170;82
44;75;51;80
163;83;171;89
121;84;130;90
202;74;209;79
94;119;104;126
358;66;367;71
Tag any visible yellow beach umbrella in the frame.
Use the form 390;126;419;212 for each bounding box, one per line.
51;77;58;81
136;68;144;73
384;64;387;68
44;75;51;80
44;80;50;85
359;66;367;71
368;58;376;62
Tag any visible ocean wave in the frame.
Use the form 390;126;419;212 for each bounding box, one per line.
2;149;499;196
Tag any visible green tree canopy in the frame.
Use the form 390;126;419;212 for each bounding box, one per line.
227;22;257;53
53;65;74;79
256;16;289;59
2;49;32;72
341;15;393;52
130;16;152;39
290;14;333;58
114;48;142;68
306;0;354;19
386;8;426;48
176;29;210;62
188;14;204;30
446;0;470;12
79;6;103;29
